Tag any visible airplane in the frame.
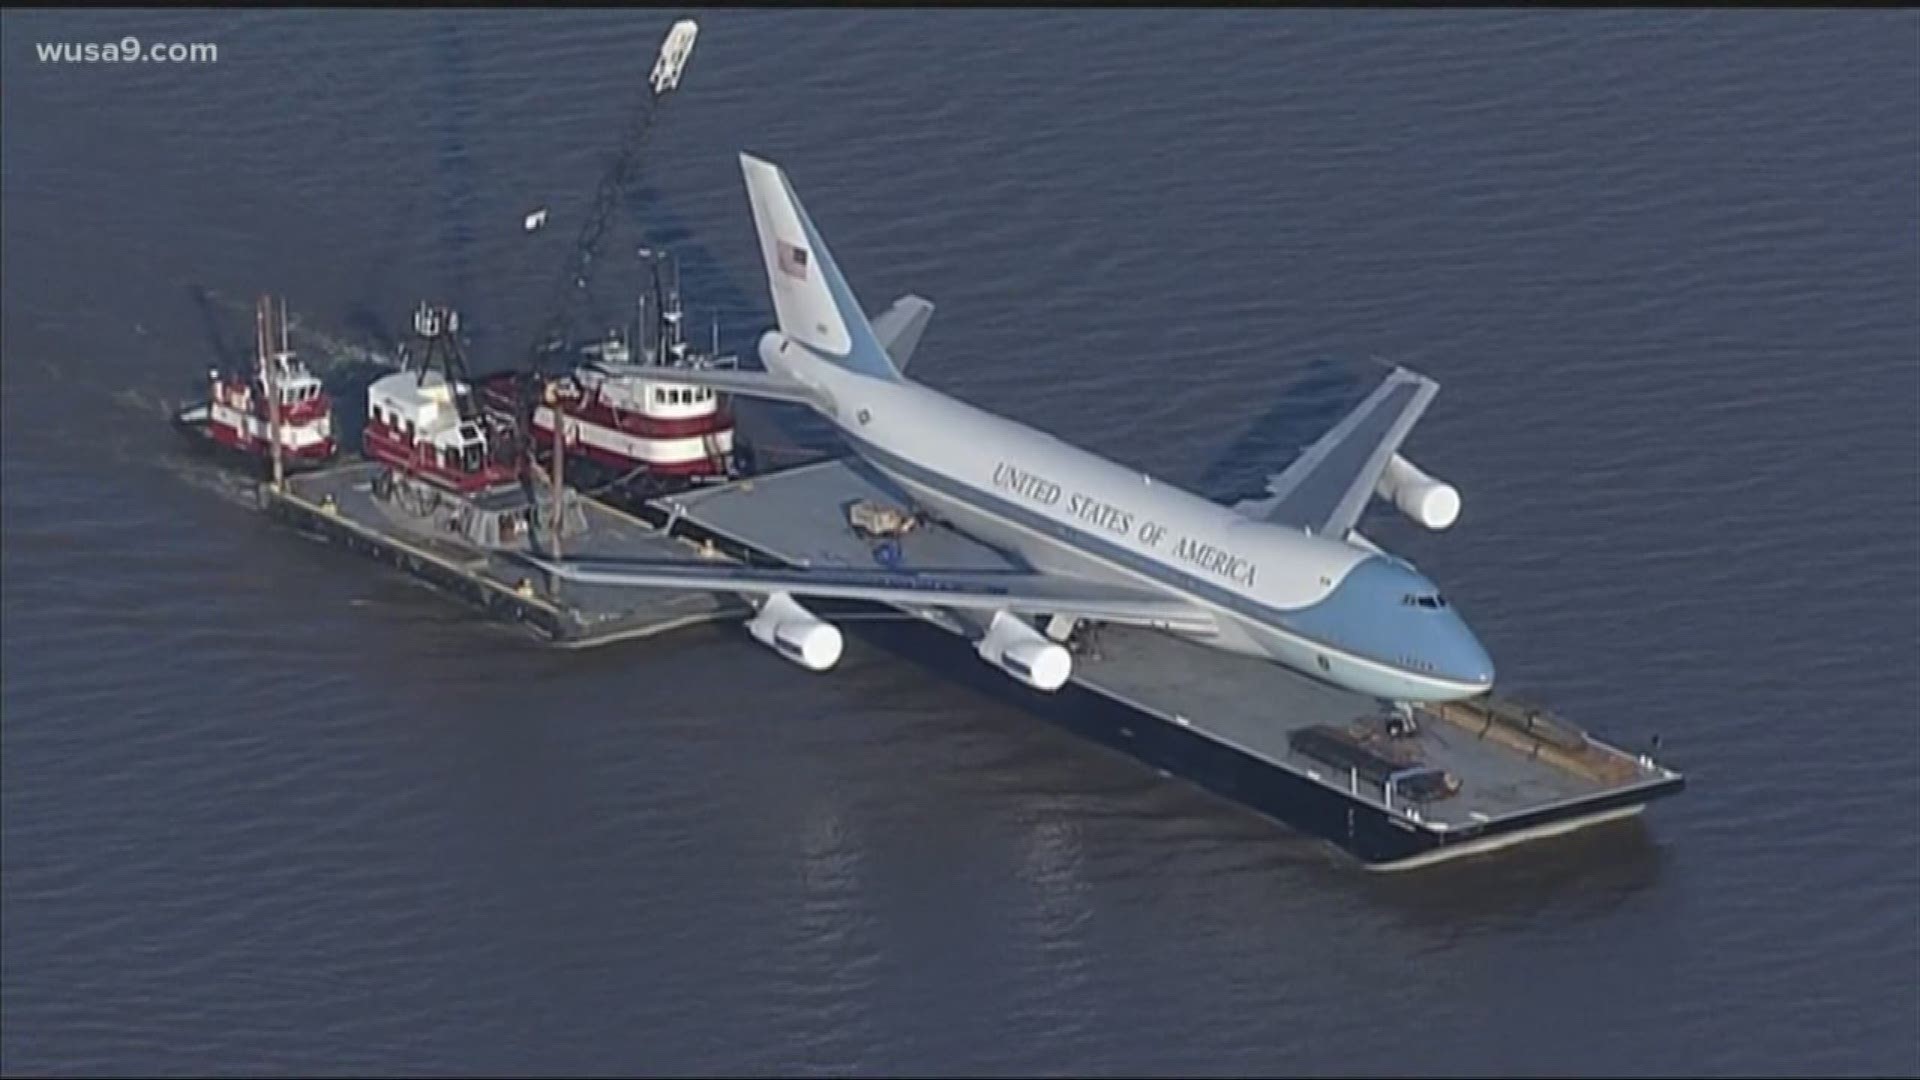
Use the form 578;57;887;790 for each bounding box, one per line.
520;152;1495;706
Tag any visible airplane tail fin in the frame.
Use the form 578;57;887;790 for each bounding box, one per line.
740;153;901;382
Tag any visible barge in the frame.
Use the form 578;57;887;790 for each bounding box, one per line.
653;458;1685;870
254;449;1683;870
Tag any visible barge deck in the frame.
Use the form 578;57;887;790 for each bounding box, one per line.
266;460;747;647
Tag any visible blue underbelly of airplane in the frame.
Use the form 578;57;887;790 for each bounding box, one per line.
845;432;1491;704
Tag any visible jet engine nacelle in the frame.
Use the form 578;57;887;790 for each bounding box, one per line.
746;591;844;672
975;610;1073;693
1375;454;1461;531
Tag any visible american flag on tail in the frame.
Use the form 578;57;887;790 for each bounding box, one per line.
776;239;810;280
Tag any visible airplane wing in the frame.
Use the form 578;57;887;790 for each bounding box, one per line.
1231;365;1439;538
514;554;1217;634
870;295;935;370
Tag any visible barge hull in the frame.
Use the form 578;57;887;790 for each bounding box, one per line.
655;459;1686;871
235;451;1682;870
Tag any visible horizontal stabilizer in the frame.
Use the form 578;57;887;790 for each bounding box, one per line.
514;554;1217;634
870;295;935;370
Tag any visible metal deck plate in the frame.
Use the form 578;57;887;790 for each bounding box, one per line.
283;462;746;644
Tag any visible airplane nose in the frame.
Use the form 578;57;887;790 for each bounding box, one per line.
1451;620;1496;691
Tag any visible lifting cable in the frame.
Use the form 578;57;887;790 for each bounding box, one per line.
523;87;661;377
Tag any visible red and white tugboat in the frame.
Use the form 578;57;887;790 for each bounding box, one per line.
174;294;337;473
364;302;522;495
482;248;740;493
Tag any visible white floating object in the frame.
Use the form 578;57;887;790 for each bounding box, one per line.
524;208;548;232
650;19;698;96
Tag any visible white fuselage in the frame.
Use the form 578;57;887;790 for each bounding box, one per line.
760;335;1494;703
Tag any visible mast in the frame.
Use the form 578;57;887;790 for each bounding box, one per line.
259;295;285;488
546;381;565;562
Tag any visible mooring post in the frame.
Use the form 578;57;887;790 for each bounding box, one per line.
259;295;285;492
545;382;565;596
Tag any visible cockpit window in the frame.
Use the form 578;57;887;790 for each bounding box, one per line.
1402;594;1449;609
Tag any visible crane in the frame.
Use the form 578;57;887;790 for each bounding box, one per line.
505;19;701;446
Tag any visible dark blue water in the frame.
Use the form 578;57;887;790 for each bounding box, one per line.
4;10;1916;1076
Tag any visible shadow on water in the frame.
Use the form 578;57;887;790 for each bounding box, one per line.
187;283;243;374
344;301;401;362
430;15;478;312
1192;356;1373;504
319;360;390;452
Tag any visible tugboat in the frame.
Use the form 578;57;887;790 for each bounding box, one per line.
174;294;337;473
482;248;740;496
365;302;522;496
